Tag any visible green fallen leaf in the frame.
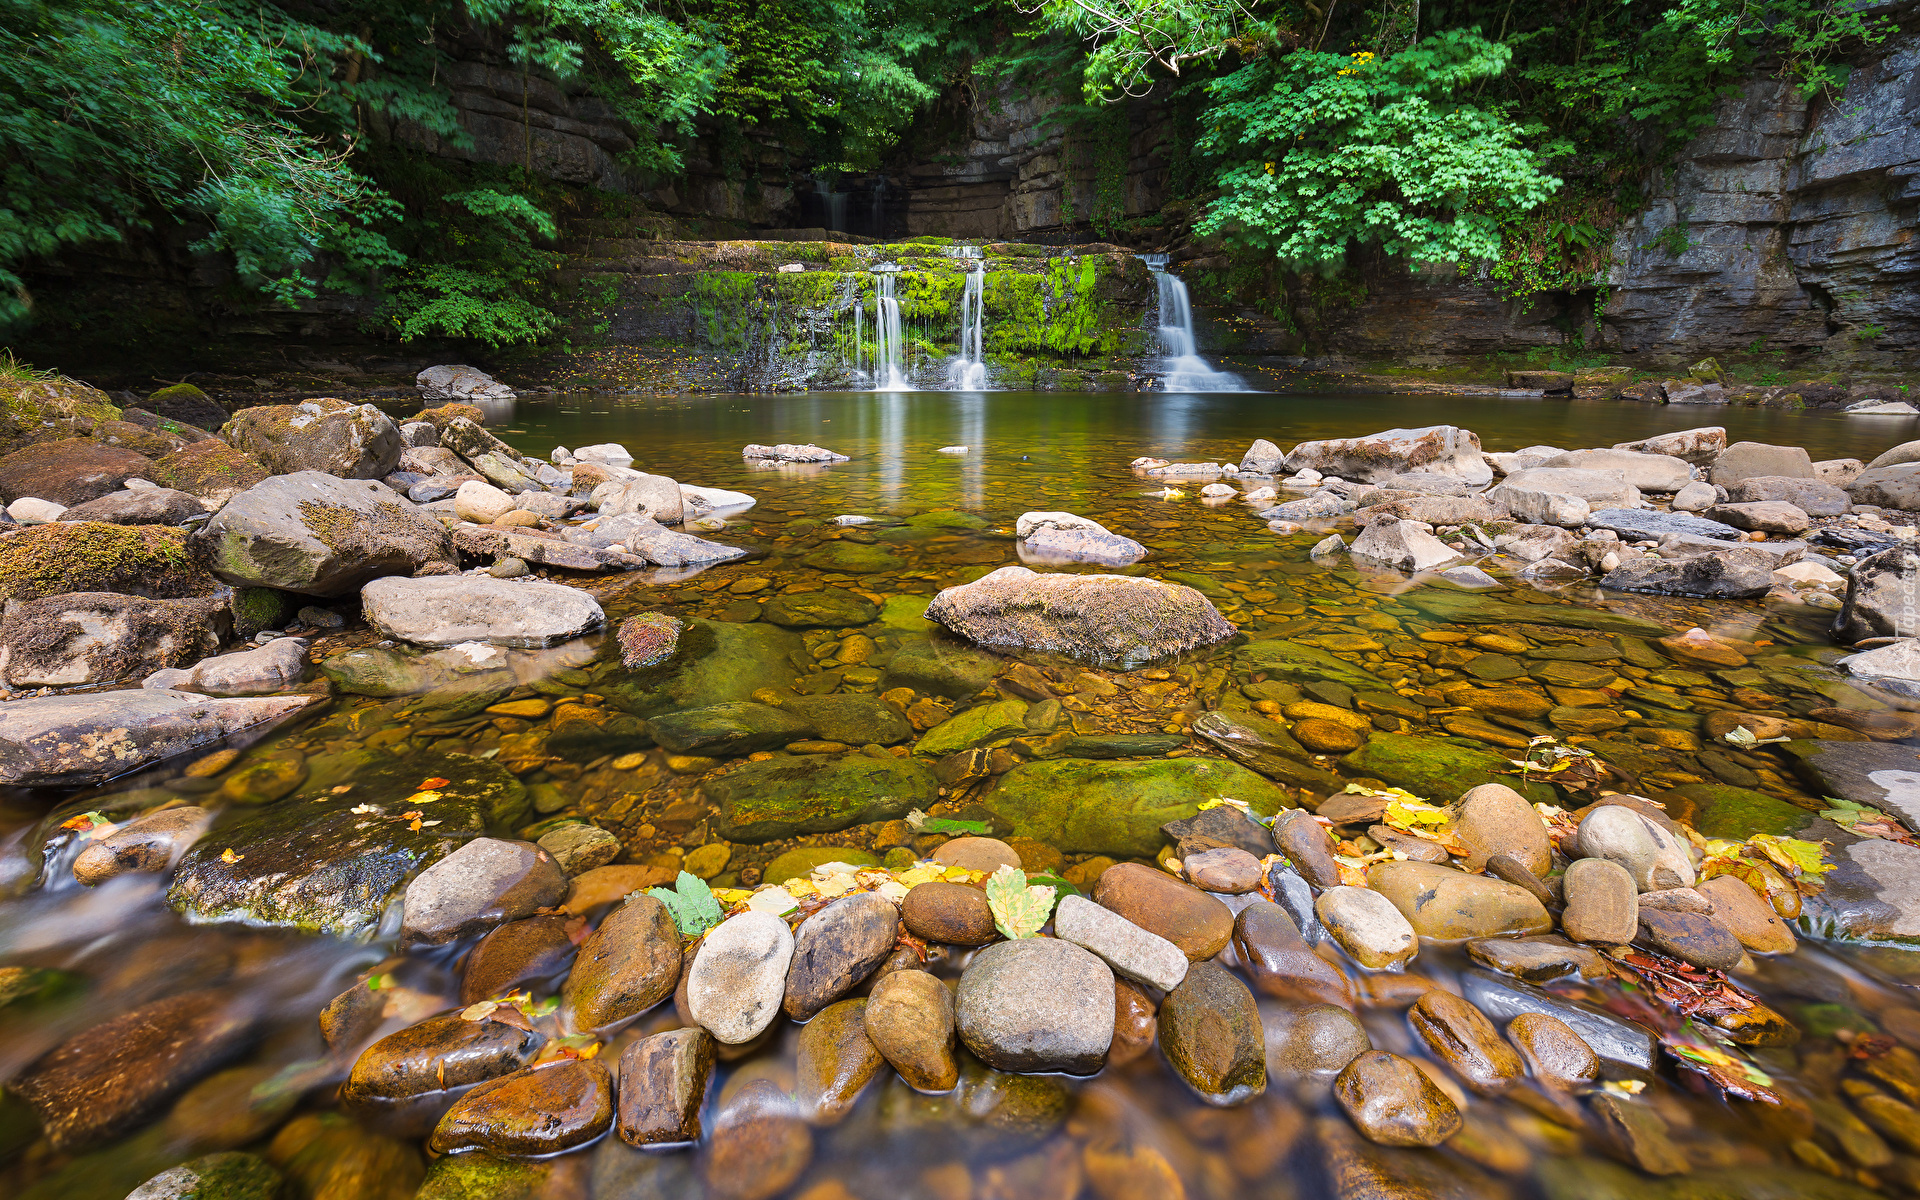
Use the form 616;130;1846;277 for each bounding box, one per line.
645;871;725;937
985;864;1054;939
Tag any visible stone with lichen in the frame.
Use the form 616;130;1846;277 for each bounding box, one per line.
195;471;455;597
618;612;683;668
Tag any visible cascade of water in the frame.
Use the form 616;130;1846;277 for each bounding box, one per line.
853;299;865;375
1138;253;1246;392
871;266;912;391
945;245;987;389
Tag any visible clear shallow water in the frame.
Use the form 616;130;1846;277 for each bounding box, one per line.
2;390;1919;1199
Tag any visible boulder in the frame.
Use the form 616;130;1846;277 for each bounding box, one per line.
453;480;516;523
1816;458;1866;485
0;689;315;786
1541;449;1691;492
417;365;515;403
986;757;1290;858
1282;426;1491;487
1348;518;1461;571
1710;442;1814;486
705;755;938;841
1490;484;1591;529
1241;439;1285;473
0;591;226;687
1353;495;1496;526
1585;507;1744;541
196;472;455;596
1670;480;1717;511
361;576;603;648
1497;467;1641;510
925;565;1233;666
61;487;207;525
1612;427;1725;465
1600;546;1782;598
1869;440;1920;469
1848;461;1920;511
224;399;402;479
180;638;311;696
148;441;271;507
742;442;848;463
73;805;212;887
0;522;214;603
573;442;634;467
954;938;1114;1074
626;520;747;567
1725;476;1851;515
1704;501;1810;534
0;438;153;506
593;473;685;523
401;838;568;945
1835;542;1920;641
1019;524;1148;566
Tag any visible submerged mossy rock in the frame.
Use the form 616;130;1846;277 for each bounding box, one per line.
1400;590;1669;637
167;750;528;937
885;635;1001;698
1233;639;1388;691
127;1152;283;1200
986;758;1291;858
148;441;272;508
647;701;812;755
0;378;121;455
782;693;913;745
1661;783;1811;838
599;620;802;715
415;1153;559;1200
761;587;880;627
916;698;1029;756
0;523;214;603
763;846;884;883
802;541;907;574
704;755;939;841
1340;734;1556;805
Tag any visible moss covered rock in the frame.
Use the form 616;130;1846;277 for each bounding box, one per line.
0;523;214;602
92;418;190;459
986;757;1291;858
223;398;403;479
782;693;913;745
705;755;939;841
0;437;153;506
916;698;1029;756
761;586;880;627
0;379;120;456
1341;734;1556;804
1233;639;1387;691
599;619;802;715
885;635;1001;698
148;441;271;507
802;541;907;574
1662;783;1810;838
140;384;229;430
763;846;883;883
127;1152;283;1200
0;592;227;687
196;471;455;596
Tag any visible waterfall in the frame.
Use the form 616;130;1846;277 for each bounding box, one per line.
1138;253;1246;392
945;245;987;389
871;266;912;391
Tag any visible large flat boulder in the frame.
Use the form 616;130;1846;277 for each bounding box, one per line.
1611;427;1724;465
1540;449;1691;493
0;592;226;688
1600;546;1782;598
1496;467;1640;509
1282;426;1491;487
61;487;208;525
197;472;455;596
986;758;1291;858
1847;461;1920;511
361;576;603;648
0;438;152;506
1724;476;1851;516
1709;442;1813;486
223;398;402;479
0;689;316;786
925;565;1234;667
704;756;938;841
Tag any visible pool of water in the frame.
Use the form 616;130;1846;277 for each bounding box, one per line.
3;390;1918;1200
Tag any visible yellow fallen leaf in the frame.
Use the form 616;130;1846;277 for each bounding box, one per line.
220;848;241;864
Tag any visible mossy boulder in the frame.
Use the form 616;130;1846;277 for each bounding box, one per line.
880;595;936;632
127;1152;283;1200
321;646;449;696
0;523;214;602
1233;639;1387;691
141;383;229;431
905;509;988;531
647;701;812;755
167;750;527;936
985;758;1291;858
802;541;907;573
599;620;802;715
0;592;227;688
415;1153;558;1200
704;755;939;841
782;694;913;745
0;379;120;455
223;398;403;479
196;472;455;596
916;698;1030;756
1661;783;1810;838
148;441;271;507
0;438;153;506
1340;733;1556;804
885;635;1001;698
761;587;880;627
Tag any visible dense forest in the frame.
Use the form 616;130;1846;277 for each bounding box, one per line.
0;0;1894;353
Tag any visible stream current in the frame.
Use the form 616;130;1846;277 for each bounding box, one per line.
3;389;1919;1200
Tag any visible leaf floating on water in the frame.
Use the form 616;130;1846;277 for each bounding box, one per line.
647;871;725;937
330;784;354;794
985;864;1054;939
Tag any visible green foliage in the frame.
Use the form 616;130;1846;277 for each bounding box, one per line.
646;870;726;937
1855;324;1888;342
1197;31;1564;268
1023;0;1254;101
1653;225;1693;257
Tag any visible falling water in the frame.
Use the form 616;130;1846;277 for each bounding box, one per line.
945;245;987;389
1138;253;1246;392
871;266;912;391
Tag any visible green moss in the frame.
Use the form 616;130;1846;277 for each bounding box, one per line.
147;382;210;406
0;522;212;602
230;586;287;637
706;756;938;841
1341;734;1558;805
987;757;1290;858
1664;783;1810;838
982;257;1123;358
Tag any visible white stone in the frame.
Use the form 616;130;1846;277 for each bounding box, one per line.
679;484;756;514
453;479;516;524
1349;519;1461;572
1848;401;1920;414
1542;449;1692;493
688;910;795;1043
1771;559;1845;588
1241;438;1285;473
1243;486;1277;502
401;837;565;944
742;443;848;463
5;497;66;524
592;473;683;523
1018;526;1146;566
831;515;874;525
1496;487;1591;528
1575;805;1695;892
361;575;604;648
1671;480;1717;511
1016;511;1107;539
191;638;310;696
124;478;158;490
1498;467;1641;509
1845;640;1920;700
777;263;805;273
1284;425;1491;487
937;445;968;454
1310;534;1346;557
417;364;515;402
572;442;636;467
1051;894;1189;991
1612;427;1725;465
1314;886;1417;968
1815;459;1865;485
1200;482;1237;497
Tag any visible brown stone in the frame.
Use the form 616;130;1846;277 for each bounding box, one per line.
0;437;152;506
796;997;885;1125
784;891;900;1019
342;1012;543;1106
1465;935;1605;983
1591;1091;1690;1174
931;836;1021;873
1273;808;1343;888
1636;908;1744;971
618;1027;714;1145
705;1080;812;1200
72;805;210;886
1506;1011;1599;1089
1448;783;1552;875
1365;861;1552;940
900;880;997;945
1333;1051;1462;1147
1409;988;1523;1096
864;969;958;1092
1158;962;1266;1106
1110;978;1158;1067
1093;862;1235;961
561;895;683;1029
1294;717;1364;753
1485;852;1556;905
1233;901;1353;1009
1562;857;1639;945
267;1113;423;1200
562;864;677;915
1265;1003;1372;1078
1696;876;1797;954
428;1056;612;1156
1368;825;1451;863
461;913;577;1005
1183;845;1263;893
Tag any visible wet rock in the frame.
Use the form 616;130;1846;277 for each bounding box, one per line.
1486;853;1556;905
343;1011;543;1108
1506;1011;1598;1088
462;913;577;1004
1234;901;1353;1007
1562;857;1639;945
1021;522;1148;565
11;987;256;1151
705;754;937;841
704;1080;812;1200
402;837;567;945
955;937;1115;1074
1372;825;1451;863
225;398;402;478
925;565;1235;666
1160;961;1265;1105
1093;862;1235;961
188;638;311;696
782;693;913;745
128;1152;283;1200
1576;804;1695;891
1459;969;1654;1074
562;894;682;1028
429;1056;612;1157
761;587;879;627
1448;782;1552;875
1271;808;1343;888
785;891;900;1019
618;1027;714;1145
989;756;1290;859
1410;988;1522;1096
362;576;604;648
865;969;958;1092
1333;1051;1463;1147
796;997;885;1124
901;880;996;944
1350;518;1462;571
689;911;795;1043
267;1112;424;1200
1053;893;1189;990
1465;935;1604;983
1182;846;1263;893
883;635;1001;698
1283;425;1492;486
652;700;815;756
72;805;210;885
1589;1091;1690;1174
1832;541;1920;642
1602;545;1785;598
1695;876;1796;954
1635;908;1744;970
917;697;1029;756
196;472;454;596
535;822;620;875
1342;732;1555;806
1111;978;1159;1067
1315;886;1417;968
930;835;1021;873
1264;1002;1372;1080
0;437;154;506
0;688;315;787
1367;861;1552;940
1186;710;1339;790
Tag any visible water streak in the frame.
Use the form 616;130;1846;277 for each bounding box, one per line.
1139;252;1246;392
945;245;987;389
872;266;912;391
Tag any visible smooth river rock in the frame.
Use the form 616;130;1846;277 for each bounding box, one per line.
784;891;900;1020
1158;961;1266;1105
1409;988;1524;1095
955;938;1115;1074
1448;782;1553;875
618;1027;714;1145
1271;808;1343;889
1635;908;1745;971
1234;901;1354;1008
1367;861;1553;940
1052;893;1189;991
0;689;315;787
1183;845;1264;893
924;565;1236;666
72;805;210;886
1576;804;1696;891
1333;1051;1463;1147
703;1080;812;1200
1265;1002;1373;1078
688;911;795;1043
428;1057;612;1156
901;880;997;945
1562;857;1640;945
360;575;605;648
1315;886;1417;968
796;997;885;1124
1507;1011;1600;1089
864;969;958;1093
342;1012;544;1107
1696;875;1798;954
400;837;568;945
1093;862;1236;961
561;895;683;1029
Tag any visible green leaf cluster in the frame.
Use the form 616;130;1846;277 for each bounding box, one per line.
645;870;726;937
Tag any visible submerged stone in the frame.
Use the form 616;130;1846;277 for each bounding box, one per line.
986;756;1290;858
704;755;938;841
1342;734;1556;805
